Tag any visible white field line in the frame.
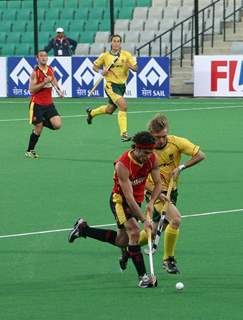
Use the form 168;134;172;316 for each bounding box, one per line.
0;208;242;239
0;104;243;123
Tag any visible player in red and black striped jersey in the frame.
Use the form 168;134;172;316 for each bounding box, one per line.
25;50;64;158
68;132;166;288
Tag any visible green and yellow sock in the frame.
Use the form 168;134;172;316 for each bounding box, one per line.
163;224;179;260
90;105;107;118
118;110;127;136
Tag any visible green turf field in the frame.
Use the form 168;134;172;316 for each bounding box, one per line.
0;97;243;320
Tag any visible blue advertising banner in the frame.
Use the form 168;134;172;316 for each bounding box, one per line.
137;57;170;98
72;57;104;98
8;57;36;97
6;56;170;98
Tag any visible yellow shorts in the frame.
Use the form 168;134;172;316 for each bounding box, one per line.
105;82;126;105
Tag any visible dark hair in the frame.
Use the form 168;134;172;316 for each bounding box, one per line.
132;131;155;148
111;34;122;42
37;50;47;56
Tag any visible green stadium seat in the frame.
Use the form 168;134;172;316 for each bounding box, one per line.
2;9;17;21
7;0;22;9
36;8;46;20
21;1;34;9
37;0;50;9
21;32;34;43
39;42;47;50
85;20;100;32
17;10;32;21
12;21;27;32
6;33;21;44
118;7;134;19
0;44;16;56
40;21;56;32
99;20;110;31
114;0;123;7
137;0;152;6
0;32;7;44
103;8;119;20
89;8;104;20
69;20;85;31
67;32;80;42
60;8;75;20
25;22;35;32
64;0;78;8
44;9;60;21
80;31;95;43
15;44;31;56
77;1;93;8
56;20;70;32
93;0;108;7
0;1;7;9
38;32;52;44
75;8;89;20
122;0;136;7
0;21;13;32
51;0;65;7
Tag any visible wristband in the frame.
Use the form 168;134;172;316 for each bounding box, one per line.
178;164;186;172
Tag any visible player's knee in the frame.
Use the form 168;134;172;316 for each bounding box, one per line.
171;216;181;229
53;122;62;130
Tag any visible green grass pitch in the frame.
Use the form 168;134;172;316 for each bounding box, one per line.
0;97;243;320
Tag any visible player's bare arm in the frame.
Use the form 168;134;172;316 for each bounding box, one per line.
29;71;50;94
172;149;206;178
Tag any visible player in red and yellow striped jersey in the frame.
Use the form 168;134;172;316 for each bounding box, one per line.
25;50;63;158
68;131;165;288
86;34;137;142
139;114;205;274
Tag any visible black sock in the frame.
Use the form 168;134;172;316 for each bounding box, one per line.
27;131;40;151
128;245;146;277
85;226;117;246
43;119;55;130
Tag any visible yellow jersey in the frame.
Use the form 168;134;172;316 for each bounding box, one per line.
147;135;200;191
94;50;137;84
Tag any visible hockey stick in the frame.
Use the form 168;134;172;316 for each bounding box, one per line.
35;65;63;97
144;177;174;255
146;211;158;287
88;53;120;97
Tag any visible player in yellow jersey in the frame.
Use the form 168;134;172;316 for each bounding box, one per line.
86;34;137;142
118;114;205;273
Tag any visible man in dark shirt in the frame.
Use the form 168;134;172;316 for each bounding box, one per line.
44;27;77;56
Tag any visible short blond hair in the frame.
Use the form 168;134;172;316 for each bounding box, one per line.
148;114;168;133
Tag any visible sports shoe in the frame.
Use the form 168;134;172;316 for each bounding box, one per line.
163;256;180;274
121;132;132;142
119;247;129;272
25;150;39;158
86;107;93;124
68;218;87;243
138;274;157;288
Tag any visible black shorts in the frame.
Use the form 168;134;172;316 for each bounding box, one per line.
110;193;141;229
29;102;59;125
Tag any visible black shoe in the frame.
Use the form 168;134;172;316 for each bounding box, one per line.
163;256;180;274
68;218;87;243
119;247;129;272
86;107;93;124
138;274;157;288
121;132;132;142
